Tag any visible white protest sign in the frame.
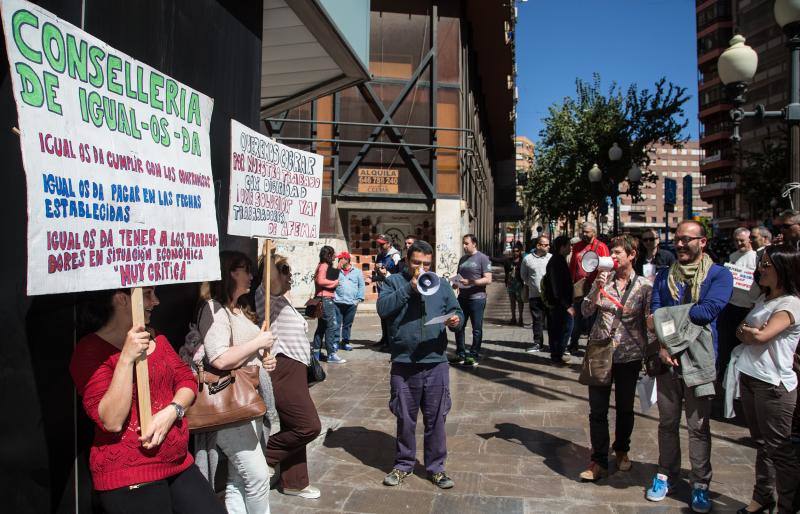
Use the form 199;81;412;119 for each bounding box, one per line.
228;119;323;239
1;0;220;295
724;262;755;291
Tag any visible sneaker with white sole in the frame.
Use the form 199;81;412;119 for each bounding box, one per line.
646;473;671;502
561;352;571;364
526;343;542;353
282;485;320;499
690;483;711;513
327;353;346;364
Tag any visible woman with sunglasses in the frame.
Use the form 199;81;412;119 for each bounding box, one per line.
197;250;277;513
265;255;323;500
634;228;675;282
735;244;800;514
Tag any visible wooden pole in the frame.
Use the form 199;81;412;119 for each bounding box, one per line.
262;239;273;366
131;287;152;435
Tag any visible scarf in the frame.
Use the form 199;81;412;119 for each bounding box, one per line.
667;253;713;302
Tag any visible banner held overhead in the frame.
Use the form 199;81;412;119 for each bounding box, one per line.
1;0;220;295
228;119;323;240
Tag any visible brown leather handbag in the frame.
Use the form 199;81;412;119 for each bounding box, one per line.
185;304;266;432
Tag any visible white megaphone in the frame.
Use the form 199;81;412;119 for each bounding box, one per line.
580;251;617;273
416;271;441;296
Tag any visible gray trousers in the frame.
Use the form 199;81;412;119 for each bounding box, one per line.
656;370;712;485
740;374;800;514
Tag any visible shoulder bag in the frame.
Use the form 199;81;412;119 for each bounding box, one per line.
578;277;635;387
307;350;327;385
186;304;267;432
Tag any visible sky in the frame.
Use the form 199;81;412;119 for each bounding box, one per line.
515;0;699;143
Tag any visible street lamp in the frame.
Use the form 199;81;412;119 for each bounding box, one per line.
587;146;639;236
718;0;800;209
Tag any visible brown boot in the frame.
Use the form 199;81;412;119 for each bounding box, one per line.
579;462;608;482
615;451;632;471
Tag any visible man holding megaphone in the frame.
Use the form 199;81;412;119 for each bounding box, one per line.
376;240;464;490
568;222;610;358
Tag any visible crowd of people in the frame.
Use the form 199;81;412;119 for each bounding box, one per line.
66;212;800;514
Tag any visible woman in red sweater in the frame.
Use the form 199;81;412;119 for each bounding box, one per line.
70;287;224;514
312;245;345;363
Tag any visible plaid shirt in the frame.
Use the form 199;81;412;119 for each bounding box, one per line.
582;272;652;363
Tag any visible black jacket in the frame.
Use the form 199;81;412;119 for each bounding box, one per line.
634;247;676;276
546;254;572;309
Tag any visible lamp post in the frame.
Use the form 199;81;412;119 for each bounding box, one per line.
587;143;640;236
718;0;800;210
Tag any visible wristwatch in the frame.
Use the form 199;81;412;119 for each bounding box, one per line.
170;402;185;420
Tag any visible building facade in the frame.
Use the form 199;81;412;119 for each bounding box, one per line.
510;135;535;248
696;0;789;231
618;142;711;237
263;0;517;301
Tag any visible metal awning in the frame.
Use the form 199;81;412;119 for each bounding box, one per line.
261;0;370;117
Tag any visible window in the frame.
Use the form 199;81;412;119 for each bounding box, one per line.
681;149;688;155
671;149;678;155
681;161;687;166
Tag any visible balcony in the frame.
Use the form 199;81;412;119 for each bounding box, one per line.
699;180;736;200
698;47;723;66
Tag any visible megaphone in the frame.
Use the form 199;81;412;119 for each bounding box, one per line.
417;271;441;296
580;251;617;273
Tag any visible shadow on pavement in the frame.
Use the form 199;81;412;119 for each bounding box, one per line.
322;426;396;474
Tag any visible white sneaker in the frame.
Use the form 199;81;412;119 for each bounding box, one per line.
282;484;321;499
526;343;542;353
561;352;571;364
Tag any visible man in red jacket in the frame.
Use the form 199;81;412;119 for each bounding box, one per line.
567;222;609;358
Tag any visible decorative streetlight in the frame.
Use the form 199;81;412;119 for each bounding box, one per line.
718;0;800;210
587;145;641;236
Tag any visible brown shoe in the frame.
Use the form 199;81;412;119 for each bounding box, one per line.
579;462;608;482
615;452;632;472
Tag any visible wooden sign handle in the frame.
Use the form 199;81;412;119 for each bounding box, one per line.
262;239;273;364
131;287;152;435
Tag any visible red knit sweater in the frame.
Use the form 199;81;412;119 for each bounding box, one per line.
69;333;198;490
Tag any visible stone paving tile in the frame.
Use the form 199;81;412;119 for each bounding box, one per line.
283;272;757;512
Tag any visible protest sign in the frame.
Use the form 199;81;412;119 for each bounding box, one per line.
724;262;755;291
228;119;323;239
1;0;220;295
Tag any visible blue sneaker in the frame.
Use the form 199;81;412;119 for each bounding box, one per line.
646;473;670;502
341;342;353;351
327;353;347;364
690;483;711;513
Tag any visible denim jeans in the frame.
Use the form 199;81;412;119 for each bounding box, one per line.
335;302;358;343
455;297;486;357
215;419;270;514
313;297;339;355
548;305;574;362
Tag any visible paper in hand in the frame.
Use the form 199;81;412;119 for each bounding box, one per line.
449;275;463;288
425;312;456;326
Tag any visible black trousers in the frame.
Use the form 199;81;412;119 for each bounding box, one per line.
588;360;641;468
528;297;546;346
96;465;226;514
716;303;750;378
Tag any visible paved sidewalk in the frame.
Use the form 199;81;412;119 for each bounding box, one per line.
270;269;756;513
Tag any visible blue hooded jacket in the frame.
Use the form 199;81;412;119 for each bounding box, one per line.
377;270;464;364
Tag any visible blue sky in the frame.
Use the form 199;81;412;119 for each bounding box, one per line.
515;0;699;142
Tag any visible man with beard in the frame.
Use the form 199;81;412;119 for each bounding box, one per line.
646;220;733;513
568;222;609;359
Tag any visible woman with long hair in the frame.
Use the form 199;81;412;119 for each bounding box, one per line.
197;250;277;514
265;254;323;499
70;287;225;514
735;244;800;514
312;245;346;363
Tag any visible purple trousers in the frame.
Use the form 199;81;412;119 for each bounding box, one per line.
389;361;452;474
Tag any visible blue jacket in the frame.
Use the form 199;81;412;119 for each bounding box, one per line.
377;271;464;364
651;263;733;353
334;268;365;305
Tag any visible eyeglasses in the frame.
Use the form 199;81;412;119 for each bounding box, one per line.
674;236;704;245
537;243;550;247
775;223;799;231
641;237;656;242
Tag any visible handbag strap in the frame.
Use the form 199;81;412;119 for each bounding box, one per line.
606;274;637;338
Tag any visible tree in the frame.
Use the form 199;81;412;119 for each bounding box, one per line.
524;74;690;229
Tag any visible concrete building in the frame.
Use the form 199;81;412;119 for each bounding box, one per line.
263;0;517;301
618;142;712;237
696;0;789;231
512;135;535;247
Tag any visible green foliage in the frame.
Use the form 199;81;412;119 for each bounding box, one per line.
524;74;689;224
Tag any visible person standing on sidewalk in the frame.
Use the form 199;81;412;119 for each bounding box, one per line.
312;246;345;364
505;244;526;326
646;220;733;513
717;227;758;378
634;228;675;282
735;244;800;514
568;222;610;358
374;234;402;348
544;236;574;364
396;235;417;276
376;240;463;489
578;235;652;481
454;234;493;367
521;235;551;353
334;251;364;352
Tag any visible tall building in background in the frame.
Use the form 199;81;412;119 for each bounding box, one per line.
512;135;535;246
618;142;712;236
696;0;790;233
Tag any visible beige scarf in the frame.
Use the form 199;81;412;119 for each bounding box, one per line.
667;253;713;302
